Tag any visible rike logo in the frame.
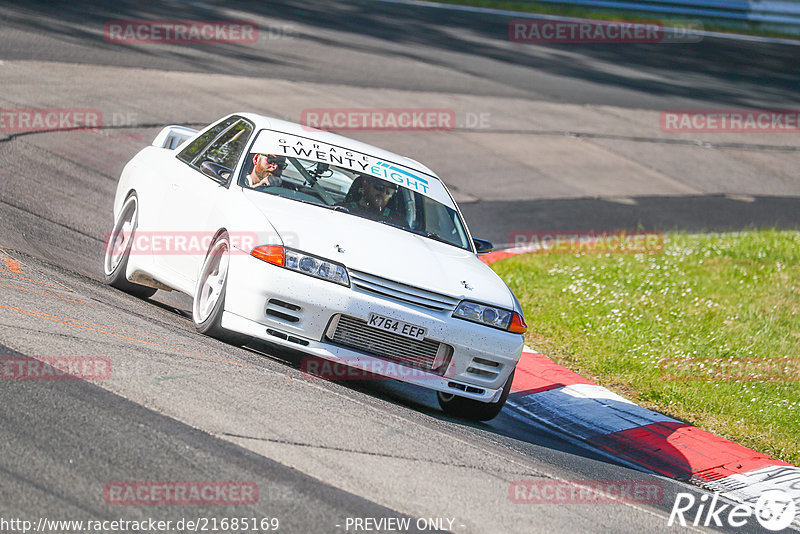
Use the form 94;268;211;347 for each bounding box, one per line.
668;489;796;531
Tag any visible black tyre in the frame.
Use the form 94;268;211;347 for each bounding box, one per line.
437;369;515;422
192;232;251;346
103;193;157;299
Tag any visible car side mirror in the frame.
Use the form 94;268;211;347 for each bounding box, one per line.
473;238;494;254
200;161;232;185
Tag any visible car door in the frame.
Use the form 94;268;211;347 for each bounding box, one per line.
155;117;254;286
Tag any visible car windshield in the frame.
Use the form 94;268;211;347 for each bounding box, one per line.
239;153;471;250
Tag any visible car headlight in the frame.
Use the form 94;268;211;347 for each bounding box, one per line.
453;301;527;334
251;245;350;286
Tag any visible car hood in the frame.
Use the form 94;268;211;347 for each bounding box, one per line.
242;190;515;309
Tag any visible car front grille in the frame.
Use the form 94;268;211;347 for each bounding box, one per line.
325;314;453;374
349;270;460;312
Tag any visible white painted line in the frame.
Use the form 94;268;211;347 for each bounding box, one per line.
376;0;800;46
715;465;800;524
720;465;800;498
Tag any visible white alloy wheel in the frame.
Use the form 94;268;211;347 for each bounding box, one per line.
193;237;230;324
104;195;137;276
192;233;250;345
103;193;157;298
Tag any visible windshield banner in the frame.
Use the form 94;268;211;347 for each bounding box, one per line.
250;131;451;204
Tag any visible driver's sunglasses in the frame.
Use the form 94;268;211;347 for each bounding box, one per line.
372;182;397;194
266;155;288;170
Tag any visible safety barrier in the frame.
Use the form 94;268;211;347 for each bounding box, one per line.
528;0;800;33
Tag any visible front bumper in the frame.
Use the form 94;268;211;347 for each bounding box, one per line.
223;253;524;402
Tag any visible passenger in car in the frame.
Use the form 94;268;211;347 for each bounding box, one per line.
247;153;286;188
340;175;399;221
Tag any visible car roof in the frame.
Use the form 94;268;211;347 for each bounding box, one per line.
234;112;440;180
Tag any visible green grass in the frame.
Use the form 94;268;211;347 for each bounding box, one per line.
492;230;800;465
435;0;800;40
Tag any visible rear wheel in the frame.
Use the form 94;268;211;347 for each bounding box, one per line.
192;232;250;346
437;369;515;422
103;193;157;299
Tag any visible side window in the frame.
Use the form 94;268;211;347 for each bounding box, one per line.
199;120;254;171
176;117;239;165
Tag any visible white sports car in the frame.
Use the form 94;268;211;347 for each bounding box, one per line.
104;113;526;420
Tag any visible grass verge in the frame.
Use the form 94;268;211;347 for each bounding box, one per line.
434;0;800;40
491;229;800;465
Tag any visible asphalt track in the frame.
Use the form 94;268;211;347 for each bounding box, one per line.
1;1;799;533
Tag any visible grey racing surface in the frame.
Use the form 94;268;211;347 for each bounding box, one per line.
1;1;798;533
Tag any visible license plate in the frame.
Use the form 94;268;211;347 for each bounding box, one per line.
367;313;427;341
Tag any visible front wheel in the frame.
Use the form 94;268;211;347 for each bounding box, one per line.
192;232;250;346
103;193;157;299
437;369;515;422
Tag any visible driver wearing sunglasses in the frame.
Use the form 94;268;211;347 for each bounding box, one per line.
247;153;286;189
339;175;399;221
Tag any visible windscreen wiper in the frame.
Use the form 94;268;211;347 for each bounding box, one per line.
411;229;453;246
378;220;458;248
292;198;349;213
378;220;407;230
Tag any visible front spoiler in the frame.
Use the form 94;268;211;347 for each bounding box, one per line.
221;311;506;403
